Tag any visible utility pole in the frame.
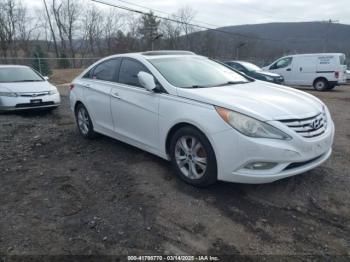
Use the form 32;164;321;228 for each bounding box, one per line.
152;34;163;51
235;42;246;60
323;19;339;52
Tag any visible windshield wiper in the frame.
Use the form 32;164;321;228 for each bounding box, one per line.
216;81;249;86
182;85;208;89
183;81;249;89
11;80;43;82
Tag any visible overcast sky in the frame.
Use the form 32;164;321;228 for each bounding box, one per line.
28;0;350;26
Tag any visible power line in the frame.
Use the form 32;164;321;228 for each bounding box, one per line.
115;0;305;26
91;0;277;42
91;0;321;43
114;0;225;28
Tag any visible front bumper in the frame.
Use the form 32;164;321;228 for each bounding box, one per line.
0;93;61;111
211;119;334;184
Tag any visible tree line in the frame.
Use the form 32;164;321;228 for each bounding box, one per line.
1;1;198;59
0;0;266;71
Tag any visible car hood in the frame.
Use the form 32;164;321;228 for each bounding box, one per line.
256;71;281;78
176;81;323;121
0;81;55;93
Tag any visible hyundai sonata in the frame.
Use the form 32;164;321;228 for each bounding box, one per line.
70;51;334;187
0;65;60;111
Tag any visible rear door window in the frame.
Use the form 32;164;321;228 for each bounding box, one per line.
90;59;121;82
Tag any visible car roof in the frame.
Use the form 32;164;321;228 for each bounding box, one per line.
224;61;257;66
98;50;199;61
284;53;344;57
0;64;30;68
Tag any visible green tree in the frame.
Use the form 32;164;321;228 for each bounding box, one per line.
58;53;70;69
32;46;51;76
138;11;161;50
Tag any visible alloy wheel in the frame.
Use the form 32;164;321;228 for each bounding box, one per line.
175;135;207;179
77;107;90;135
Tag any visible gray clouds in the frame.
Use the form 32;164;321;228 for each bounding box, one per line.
27;0;350;26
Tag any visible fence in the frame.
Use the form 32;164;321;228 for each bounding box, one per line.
0;57;101;75
0;56;273;73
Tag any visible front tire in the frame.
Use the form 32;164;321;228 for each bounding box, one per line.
313;78;329;91
75;103;96;139
169;126;217;187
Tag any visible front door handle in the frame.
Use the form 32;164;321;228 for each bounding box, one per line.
286;68;291;71
111;92;121;99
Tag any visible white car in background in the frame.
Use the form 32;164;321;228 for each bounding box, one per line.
263;53;347;91
70;51;334;187
0;65;60;111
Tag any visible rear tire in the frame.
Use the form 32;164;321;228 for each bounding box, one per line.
75;103;96;139
313;78;329;91
169;126;217;187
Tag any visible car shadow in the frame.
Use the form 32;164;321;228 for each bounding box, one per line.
291;86;347;92
0;108;56;117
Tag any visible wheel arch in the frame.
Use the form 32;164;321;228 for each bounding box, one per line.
313;76;329;86
74;100;84;112
165;122;215;158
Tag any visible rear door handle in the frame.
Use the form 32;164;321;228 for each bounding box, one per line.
286;68;291;71
84;83;91;88
111;92;121;99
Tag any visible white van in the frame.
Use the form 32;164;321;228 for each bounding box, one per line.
263;53;347;91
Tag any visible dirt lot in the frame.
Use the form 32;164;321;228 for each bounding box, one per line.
49;68;84;85
0;78;350;258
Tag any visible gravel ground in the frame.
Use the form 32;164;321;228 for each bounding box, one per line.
0;84;349;259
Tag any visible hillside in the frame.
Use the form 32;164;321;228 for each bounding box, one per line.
186;22;350;63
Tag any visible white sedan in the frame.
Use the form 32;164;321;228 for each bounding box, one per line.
70;51;334;186
0;65;60;111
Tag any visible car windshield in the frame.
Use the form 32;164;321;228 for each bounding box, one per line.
0;67;44;83
239;62;262;72
148;56;249;88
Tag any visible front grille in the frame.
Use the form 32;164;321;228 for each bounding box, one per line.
19;92;49;97
279;113;327;138
15;101;54;108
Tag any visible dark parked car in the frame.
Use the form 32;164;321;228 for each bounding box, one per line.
224;61;284;84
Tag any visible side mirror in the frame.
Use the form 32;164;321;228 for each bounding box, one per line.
43;76;49;81
138;71;156;91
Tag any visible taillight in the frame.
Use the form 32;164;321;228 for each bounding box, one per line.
334;71;339;78
69;84;74;90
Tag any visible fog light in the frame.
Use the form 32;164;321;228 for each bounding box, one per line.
244;162;277;170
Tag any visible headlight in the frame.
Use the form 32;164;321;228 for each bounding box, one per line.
265;76;274;81
0;92;17;97
48;89;58;95
215;107;292;140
